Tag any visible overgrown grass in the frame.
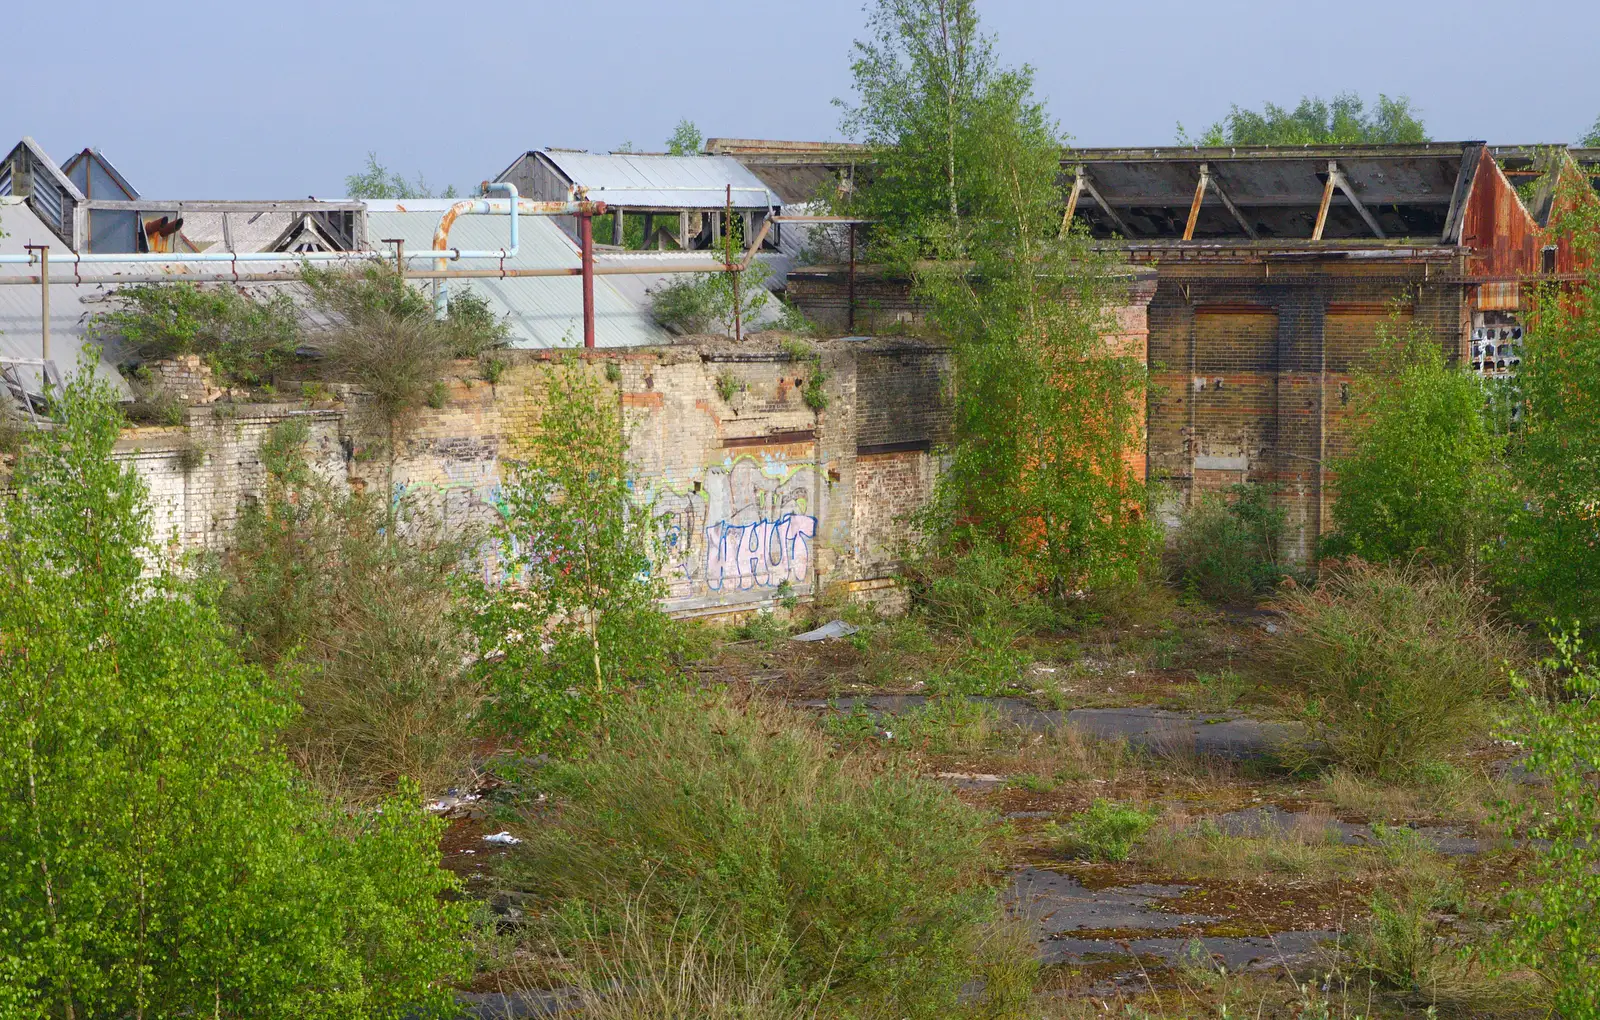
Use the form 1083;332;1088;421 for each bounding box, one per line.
505;689;1021;1018
1272;560;1515;779
1050;800;1158;862
1171;483;1290;604
219;422;481;797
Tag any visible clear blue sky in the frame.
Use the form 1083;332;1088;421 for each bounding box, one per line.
4;0;1597;199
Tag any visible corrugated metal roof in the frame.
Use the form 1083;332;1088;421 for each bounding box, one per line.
365;206;667;349
0;200;132;396
538;151;781;210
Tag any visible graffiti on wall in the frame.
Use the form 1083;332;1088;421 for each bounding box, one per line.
651;444;818;604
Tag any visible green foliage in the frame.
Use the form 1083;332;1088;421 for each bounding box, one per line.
650;262;773;336
508;689;1011;1017
715;368;743;403
844;0;1153;589
481;355;507;385
1581;115;1600;148
1273;560;1511;778
908;543;1055;694
95;281;300;386
0;366;467;1016
344;151;457;199
305;262;510;360
1172;483;1289;604
1051;799;1158;862
1496;183;1600;629
1499;629;1600;1016
1179;92;1428;146
1327;317;1509;569
219;421;482;797
666;117;703;156
471;362;685;750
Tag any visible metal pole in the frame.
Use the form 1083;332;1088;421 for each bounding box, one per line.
24;245;50;363
580;212;595;348
727;185;742;343
847;223;856;331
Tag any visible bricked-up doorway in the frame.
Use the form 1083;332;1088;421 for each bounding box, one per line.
1190;306;1278;495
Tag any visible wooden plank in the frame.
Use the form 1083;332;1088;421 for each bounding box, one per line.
1332;169;1386;239
1206;169;1258;239
1183;164;1209;241
1312;162;1337;241
1079;171;1133;237
1059;169;1084;238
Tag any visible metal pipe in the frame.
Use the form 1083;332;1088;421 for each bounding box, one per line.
0;186;599;268
580;211;595;348
0;261;763;287
24;245;49;362
429;185;609;319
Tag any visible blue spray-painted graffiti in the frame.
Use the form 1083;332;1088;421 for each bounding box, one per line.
704;512;817;591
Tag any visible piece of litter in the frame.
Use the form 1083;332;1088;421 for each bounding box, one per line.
882;730;894;741
935;772;1004;783
791;619;860;642
1126;670;1136;676
483;831;522;845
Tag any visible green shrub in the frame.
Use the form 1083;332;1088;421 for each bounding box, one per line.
471;362;687;751
94;281;302;387
0;369;467;1015
1171;482;1289;604
1499;629;1600;1015
508;689;1011;1017
1326;316;1509;569
908;543;1055;694
1273;560;1512;778
220;425;482;798
1052;799;1158;862
1496;185;1600;629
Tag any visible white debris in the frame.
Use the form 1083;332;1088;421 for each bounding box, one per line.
792;619;860;642
935;772;1004;783
483;831;523;845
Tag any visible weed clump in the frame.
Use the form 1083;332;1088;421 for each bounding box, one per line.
1273;560;1512;779
1052;799;1158;862
219;419;481;797
1171;482;1289;604
507;689;1012;1017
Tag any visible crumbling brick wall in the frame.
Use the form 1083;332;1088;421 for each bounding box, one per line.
1142;253;1468;561
114;338;954;617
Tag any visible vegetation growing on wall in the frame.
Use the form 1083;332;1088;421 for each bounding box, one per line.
842;0;1153;590
0;367;467;1016
1177;92;1428;146
220;419;483;798
471;360;687;751
95;281;301;386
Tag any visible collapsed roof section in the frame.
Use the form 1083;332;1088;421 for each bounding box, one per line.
1058;143;1484;244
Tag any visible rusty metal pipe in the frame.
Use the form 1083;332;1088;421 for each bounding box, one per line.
581;212;595;348
430;185;608;319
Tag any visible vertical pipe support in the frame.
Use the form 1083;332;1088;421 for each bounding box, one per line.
580;211;596;348
25;246;51;363
847;223;857;331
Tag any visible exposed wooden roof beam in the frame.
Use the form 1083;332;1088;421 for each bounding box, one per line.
1205;167;1258;239
1331;165;1387;239
1183;165;1209;241
1059;168;1084;238
1078;170;1133;237
1312;162;1337;241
